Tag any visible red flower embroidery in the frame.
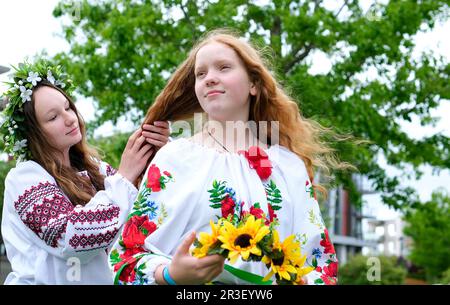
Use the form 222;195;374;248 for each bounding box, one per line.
320;228;336;254
122;246;145;258
249;206;265;219
320;261;338;285
268;204;277;222
315;266;322;273
147;164;162;192
221;195;235;219
163;171;172;178
122;215;157;249
114;255;139;283
240;146;272;180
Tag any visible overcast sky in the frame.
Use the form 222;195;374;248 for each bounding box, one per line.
0;0;449;220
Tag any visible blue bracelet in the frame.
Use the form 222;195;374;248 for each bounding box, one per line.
163;265;177;285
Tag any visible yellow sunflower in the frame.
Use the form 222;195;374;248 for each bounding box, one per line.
291;254;315;285
262;231;302;281
218;216;270;264
192;219;222;258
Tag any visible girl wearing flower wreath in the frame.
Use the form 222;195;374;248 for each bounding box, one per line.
0;59;170;284
109;30;349;285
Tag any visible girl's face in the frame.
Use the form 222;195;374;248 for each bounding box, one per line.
194;42;257;122
34;86;82;153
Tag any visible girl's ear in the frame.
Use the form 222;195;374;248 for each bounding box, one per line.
250;82;257;96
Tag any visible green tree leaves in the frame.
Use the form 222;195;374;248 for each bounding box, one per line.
52;0;449;210
403;188;450;282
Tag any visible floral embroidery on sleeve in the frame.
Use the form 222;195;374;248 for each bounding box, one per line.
110;165;173;285
307;228;339;285
305;180;316;200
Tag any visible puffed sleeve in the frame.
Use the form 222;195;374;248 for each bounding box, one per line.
2;160;137;265
276;147;339;285
98;160;118;177
109;141;206;285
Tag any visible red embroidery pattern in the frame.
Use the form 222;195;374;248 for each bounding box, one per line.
69;206;120;225
106;164;117;177
14;182;73;247
69;228;119;251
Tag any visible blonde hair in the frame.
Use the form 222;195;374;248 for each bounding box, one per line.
143;29;354;197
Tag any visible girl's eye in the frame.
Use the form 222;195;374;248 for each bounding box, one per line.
49;115;57;121
196;71;205;78
220;65;230;71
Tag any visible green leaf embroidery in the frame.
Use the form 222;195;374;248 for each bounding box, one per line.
314;278;324;284
312;257;318;268
209;203;223;209
110;249;121;265
157;203;168;226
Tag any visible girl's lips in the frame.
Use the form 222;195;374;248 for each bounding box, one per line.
205;90;225;97
66;127;78;135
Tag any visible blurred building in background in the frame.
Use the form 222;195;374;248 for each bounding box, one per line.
363;217;413;257
323;174;378;264
321;172;413;264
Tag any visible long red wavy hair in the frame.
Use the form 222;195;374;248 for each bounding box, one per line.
142;29;353;197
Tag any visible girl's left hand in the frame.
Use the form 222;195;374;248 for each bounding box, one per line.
142;121;170;149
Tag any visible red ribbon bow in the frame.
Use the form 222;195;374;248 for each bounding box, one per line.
239;146;272;180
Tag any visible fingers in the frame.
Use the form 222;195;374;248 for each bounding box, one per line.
175;231;196;256
143;148;155;160
142;131;168;143
145;137;167;149
138;143;154;157
131;134;146;151
143;122;170;136
197;254;226;268
199;258;225;282
126;128;142;150
142;124;168;135
153;121;170;133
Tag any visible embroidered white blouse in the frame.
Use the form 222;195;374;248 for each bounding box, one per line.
109;138;338;285
1;160;137;285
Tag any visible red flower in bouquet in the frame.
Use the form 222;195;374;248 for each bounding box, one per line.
221;195;236;218
147;164;162;192
267;204;277;223
240;146;272;180
122;215;157;249
249;205;265;219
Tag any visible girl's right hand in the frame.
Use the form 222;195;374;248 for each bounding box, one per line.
163;232;225;285
118;128;154;184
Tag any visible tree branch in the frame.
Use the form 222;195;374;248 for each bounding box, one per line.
179;0;197;37
283;44;315;73
270;15;282;58
335;0;350;18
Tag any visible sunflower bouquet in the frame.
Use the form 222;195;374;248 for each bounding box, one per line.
191;214;314;285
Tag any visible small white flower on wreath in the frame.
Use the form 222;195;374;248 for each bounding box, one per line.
19;85;32;103
27;71;42;86
0;112;6;126
55;79;66;88
47;70;56;84
13;139;27;152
